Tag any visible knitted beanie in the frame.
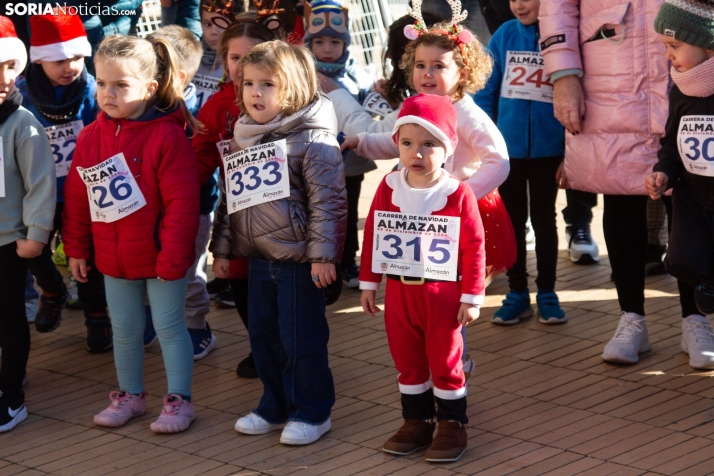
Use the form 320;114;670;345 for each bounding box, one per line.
29;12;92;62
392;93;458;158
303;0;351;47
654;0;714;50
0;16;27;73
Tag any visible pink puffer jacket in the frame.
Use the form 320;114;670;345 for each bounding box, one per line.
539;0;670;195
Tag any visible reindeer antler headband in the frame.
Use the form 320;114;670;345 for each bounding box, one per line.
254;0;285;30
404;0;473;64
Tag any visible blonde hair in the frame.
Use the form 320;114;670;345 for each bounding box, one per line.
236;40;318;117
217;11;285;82
147;25;203;84
400;23;492;100
95;35;202;134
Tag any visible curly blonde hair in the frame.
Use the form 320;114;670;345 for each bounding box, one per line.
400;23;492;100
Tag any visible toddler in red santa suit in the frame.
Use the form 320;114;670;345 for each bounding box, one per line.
360;93;485;463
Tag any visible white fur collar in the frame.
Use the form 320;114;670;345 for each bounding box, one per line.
386;168;459;214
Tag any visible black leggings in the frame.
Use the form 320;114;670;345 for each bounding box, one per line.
499;157;562;292
0;243;31;392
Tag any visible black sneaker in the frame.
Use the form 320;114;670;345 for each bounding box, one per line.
207;278;229;299
236;353;259;378
0;389;27;433
695;283;714;315
86;316;113;353
35;285;70;333
341;263;360;289
565;224;600;264
215;286;235;308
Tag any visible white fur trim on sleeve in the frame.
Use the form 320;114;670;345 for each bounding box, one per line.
460;294;484;306
359;281;380;291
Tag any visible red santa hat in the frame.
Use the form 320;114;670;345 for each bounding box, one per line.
0;16;27;73
392;93;458;158
29;12;91;63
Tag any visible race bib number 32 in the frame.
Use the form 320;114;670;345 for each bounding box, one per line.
223;139;290;214
372;211;460;281
78;152;146;223
678;116;714;177
501;51;553;104
46;120;83;178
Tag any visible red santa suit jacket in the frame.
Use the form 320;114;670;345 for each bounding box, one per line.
359;169;486;305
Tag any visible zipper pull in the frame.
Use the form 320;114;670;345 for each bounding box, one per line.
116;123;122;136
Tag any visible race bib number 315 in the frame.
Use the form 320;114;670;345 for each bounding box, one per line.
223;139;290;214
501;51;553;104
46;120;83;178
372;211;460;281
78;152;146;223
678;116;714;177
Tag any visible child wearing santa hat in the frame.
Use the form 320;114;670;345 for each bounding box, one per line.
359;93;485;463
0;15;57;432
16;11;110;353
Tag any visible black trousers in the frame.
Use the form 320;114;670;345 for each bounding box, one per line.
660;195;698;317
343;174;364;267
230;278;250;331
0;242;31;394
499;157;562;292
603;195;647;315
563;189;598;226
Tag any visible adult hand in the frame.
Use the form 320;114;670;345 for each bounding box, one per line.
555;161;570;189
360;290;381;317
318;73;340;93
16;239;44;259
457;303;480;326
645;172;669;200
212;258;232;279
553;75;585;134
69;257;90;283
341;136;359;152
311;262;336;289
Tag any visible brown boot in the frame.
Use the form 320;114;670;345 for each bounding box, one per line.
382;419;435;455
425;420;467;463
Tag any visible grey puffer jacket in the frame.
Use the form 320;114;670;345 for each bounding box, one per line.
210;94;347;264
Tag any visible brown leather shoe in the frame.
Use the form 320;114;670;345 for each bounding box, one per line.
382;419;435;455
425;420;467;462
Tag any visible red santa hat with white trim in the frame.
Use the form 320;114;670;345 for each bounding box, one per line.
0;16;27;73
29;12;91;63
392;93;458;158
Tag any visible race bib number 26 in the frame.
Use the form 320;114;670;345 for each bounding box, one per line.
372;211;460;281
223;139;290;214
78;152;146;223
501;51;553;104
678;116;714;177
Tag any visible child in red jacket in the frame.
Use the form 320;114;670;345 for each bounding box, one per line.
360;94;485;463
62;35;200;433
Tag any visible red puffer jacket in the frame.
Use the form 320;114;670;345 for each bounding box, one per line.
63;108;200;281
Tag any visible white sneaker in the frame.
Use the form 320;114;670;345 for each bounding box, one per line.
235;412;285;435
280;418;331;445
602;312;651;364
681;315;714;370
566;225;600;264
463;355;475;386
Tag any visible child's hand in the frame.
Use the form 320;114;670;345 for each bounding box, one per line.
318;73;340;93
69;257;90;283
555;162;569;189
372;78;387;96
16;239;44;259
213;258;232;279
360;290;381;317
645;172;669;200
341;136;359;152
457;303;480;326
311;262;336;289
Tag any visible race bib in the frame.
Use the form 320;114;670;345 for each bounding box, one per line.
78;152;146;223
372;211;460;281
216;139;232;158
223;139;290;214
363;92;394;117
194;74;221;110
501;51;553;104
677;116;714;177
46;120;83;178
0;136;5;198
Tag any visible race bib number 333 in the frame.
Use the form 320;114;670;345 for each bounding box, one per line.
372;211;460;281
501;50;553;104
678;116;714;177
223;139;290;214
78;152;146;223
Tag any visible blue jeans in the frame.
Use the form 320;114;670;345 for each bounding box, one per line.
104;276;193;396
248;258;335;425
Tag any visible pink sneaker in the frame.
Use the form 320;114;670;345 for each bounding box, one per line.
94;391;147;427
150;395;196;433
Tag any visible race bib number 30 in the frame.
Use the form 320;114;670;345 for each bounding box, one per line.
46;120;83;178
372;211;460;281
223;139;290;214
78;152;146;223
678;116;714;177
501;51;553;104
